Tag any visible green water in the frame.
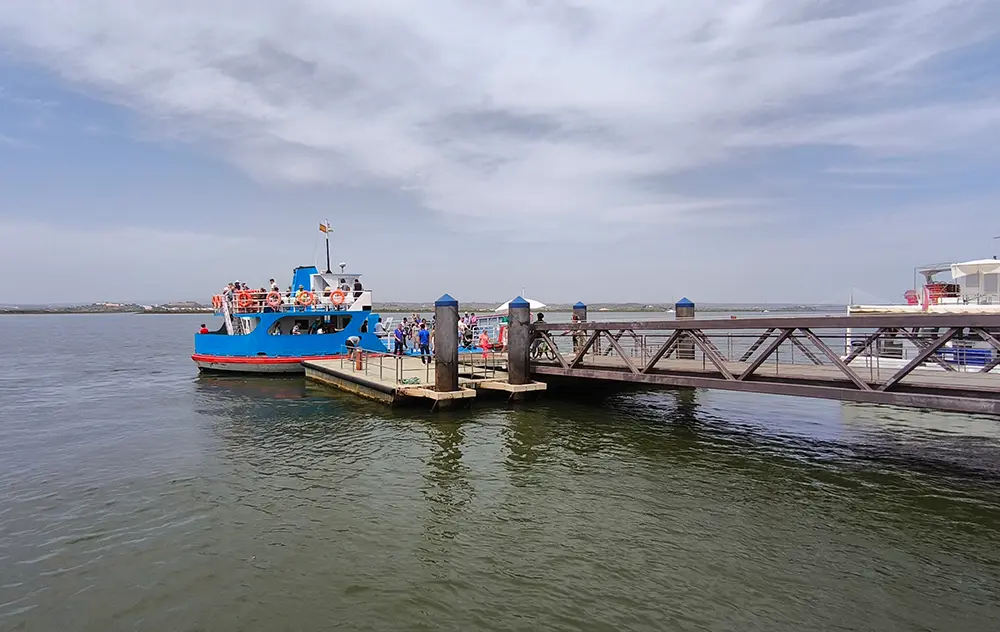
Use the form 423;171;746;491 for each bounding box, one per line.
1;314;998;631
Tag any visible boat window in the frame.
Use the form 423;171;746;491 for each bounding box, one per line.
984;274;999;294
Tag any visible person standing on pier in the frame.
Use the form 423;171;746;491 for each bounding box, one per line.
571;313;585;353
393;322;405;356
530;312;545;356
418;323;431;364
478;328;490;360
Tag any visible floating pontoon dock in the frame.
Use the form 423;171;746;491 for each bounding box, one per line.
303;352;545;409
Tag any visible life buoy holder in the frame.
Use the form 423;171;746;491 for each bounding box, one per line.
236;291;252;309
266;291;282;308
331;289;346;305
296;291;315;306
212;295;222;310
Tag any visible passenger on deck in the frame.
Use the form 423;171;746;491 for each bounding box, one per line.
338;278;351;293
353;278;363;299
199;324;210;334
291;323;301;335
374;317;386;336
295;285;308;311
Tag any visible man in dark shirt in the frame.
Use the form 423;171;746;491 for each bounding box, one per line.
353;278;363;299
393;323;405;356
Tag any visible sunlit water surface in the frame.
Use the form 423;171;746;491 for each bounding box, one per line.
1;314;998;631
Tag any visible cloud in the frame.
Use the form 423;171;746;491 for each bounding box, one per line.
0;133;28;147
0;218;276;304
0;0;997;235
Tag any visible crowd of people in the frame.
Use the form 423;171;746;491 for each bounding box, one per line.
385;311;505;362
215;277;365;313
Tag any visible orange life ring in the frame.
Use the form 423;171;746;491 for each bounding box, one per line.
296;291;315;306
266;291;282;308
236;291;252;309
331;289;346;305
212;295;222;310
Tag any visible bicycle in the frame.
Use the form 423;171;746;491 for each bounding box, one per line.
530;337;559;361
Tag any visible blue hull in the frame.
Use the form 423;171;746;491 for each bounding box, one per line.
193;309;389;372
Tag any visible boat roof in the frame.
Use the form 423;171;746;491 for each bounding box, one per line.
917;259;1000;279
916;262;953;276
951;259;1000;278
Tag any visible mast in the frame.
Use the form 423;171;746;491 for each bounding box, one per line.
325;219;332;273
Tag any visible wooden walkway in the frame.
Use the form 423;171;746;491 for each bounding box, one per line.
303;354;543;407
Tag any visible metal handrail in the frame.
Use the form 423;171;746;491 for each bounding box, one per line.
340;348;434;385
213;289;372;315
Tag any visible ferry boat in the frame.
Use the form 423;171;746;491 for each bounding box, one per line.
845;258;1000;372
192;263;388;373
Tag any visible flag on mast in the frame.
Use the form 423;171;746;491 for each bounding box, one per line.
319;222;330;233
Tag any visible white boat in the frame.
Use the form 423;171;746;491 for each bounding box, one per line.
845;258;1000;372
850;258;1000;315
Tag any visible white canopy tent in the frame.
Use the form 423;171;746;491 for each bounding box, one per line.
495;297;547;313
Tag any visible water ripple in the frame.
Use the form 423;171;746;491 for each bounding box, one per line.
1;315;999;630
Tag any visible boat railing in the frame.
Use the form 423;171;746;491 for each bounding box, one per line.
211;289;370;315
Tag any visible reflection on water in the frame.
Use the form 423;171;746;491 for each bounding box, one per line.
1;314;999;631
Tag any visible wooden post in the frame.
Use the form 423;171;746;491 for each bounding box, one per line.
508;296;531;385
434;294;459;392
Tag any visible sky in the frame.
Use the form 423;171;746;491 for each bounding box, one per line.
2;0;1000;306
